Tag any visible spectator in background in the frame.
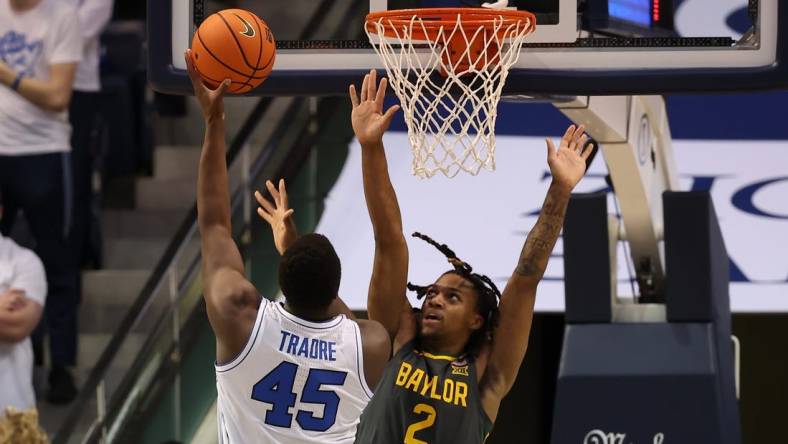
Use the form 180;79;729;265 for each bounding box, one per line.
0;0;83;404
0;189;48;414
68;0;115;268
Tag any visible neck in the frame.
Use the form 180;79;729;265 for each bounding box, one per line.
283;302;334;323
10;0;40;12
419;334;466;358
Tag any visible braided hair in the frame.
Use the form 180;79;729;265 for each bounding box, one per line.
407;232;501;357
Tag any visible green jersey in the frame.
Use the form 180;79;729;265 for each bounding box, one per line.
355;341;493;444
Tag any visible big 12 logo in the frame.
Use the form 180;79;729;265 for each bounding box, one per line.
583;429;626;444
583;430;666;444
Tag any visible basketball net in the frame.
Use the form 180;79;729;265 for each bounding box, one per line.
366;9;535;178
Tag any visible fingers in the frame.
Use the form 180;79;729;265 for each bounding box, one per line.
382;104;400;124
575;135;588;154
256;207;272;223
265;180;281;207
278;178;289;209
375;77;388;111
215;78;231;98
254;190;276;215
184;50;197;80
571;125;586;150
561;124;575;147
184;50;203;89
572;124;585;138
546;137;557;158
368;69;377;101
8;291;27;309
186;49;231;99
560;124;587;152
255;185;294;224
355;69;388;107
360;73;369;104
4;289;26;303
581;141;596;159
349;84;359;108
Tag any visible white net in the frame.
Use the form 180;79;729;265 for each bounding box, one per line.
366;10;534;178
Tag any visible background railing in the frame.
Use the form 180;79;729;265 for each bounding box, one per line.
54;0;367;441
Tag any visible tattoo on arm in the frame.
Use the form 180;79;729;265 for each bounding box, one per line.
514;183;571;279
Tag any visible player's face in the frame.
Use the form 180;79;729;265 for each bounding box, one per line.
419;273;484;343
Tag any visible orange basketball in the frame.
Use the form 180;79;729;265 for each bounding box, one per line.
191;9;276;94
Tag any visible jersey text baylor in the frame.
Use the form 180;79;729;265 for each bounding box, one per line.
355;341;492;443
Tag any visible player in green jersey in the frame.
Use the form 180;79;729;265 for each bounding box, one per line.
349;70;593;443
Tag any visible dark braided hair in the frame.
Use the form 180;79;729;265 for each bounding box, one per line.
407;232;501;357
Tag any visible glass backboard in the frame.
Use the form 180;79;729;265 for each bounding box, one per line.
148;0;788;96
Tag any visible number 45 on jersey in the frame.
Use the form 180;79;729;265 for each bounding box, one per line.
252;361;348;432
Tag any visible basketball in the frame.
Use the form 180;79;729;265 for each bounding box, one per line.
190;9;276;94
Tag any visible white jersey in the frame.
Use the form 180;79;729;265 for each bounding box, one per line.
215;299;374;444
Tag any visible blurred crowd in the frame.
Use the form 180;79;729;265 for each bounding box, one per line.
0;0;119;438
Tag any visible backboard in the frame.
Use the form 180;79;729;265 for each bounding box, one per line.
149;0;788;96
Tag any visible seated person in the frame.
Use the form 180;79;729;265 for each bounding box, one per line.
0;190;47;412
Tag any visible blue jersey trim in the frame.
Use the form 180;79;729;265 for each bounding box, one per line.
215;298;268;373
274;302;345;330
353;322;374;399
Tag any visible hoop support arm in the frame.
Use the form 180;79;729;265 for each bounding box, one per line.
555;95;679;302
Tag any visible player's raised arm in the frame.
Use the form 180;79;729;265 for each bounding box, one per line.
480;125;593;420
187;50;260;364
349;70;411;342
255;178;357;320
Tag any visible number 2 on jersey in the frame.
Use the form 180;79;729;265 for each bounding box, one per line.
404;403;437;444
251;361;347;432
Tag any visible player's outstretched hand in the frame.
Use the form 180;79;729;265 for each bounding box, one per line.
546;124;594;192
349;69;400;147
185;49;230;123
255;179;298;255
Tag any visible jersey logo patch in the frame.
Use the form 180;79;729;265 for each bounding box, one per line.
451;358;469;376
451;365;469;377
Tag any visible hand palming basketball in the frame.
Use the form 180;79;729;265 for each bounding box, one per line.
350;69;401;146
185;50;229;122
190;9;276;94
546;124;593;190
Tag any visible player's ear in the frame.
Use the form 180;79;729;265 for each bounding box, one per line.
469;311;484;331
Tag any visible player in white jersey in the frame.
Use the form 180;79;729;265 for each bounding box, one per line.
185;51;390;444
216;289;374;443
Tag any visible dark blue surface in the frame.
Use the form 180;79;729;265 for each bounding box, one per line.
551;191;742;444
727;7;752;34
552;323;734;444
386;92;788;139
